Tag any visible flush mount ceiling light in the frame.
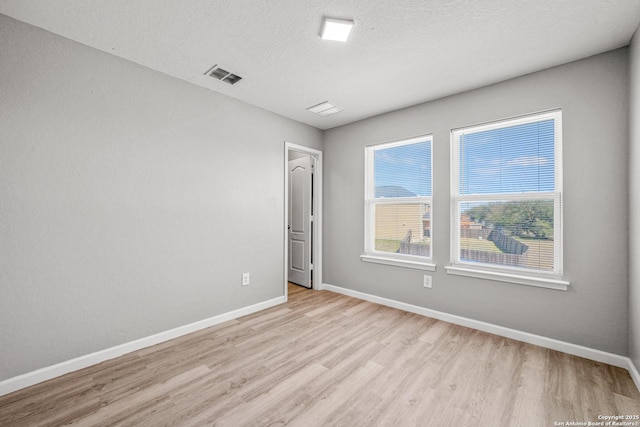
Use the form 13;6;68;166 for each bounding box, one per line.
306;101;343;116
320;18;354;42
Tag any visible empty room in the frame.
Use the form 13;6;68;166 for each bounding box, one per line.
2;1;640;425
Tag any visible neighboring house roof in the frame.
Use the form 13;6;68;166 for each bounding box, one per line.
375;186;416;198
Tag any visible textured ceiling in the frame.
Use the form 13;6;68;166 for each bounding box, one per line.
1;0;639;130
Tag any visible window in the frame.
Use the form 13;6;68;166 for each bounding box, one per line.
362;135;434;270
448;110;567;289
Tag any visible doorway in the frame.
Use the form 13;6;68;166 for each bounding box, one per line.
284;142;322;299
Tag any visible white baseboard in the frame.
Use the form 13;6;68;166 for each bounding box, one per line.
626;358;640;392
323;283;632;370
0;296;285;397
4;286;639;397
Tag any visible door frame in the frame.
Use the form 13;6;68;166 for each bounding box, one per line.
284;142;323;299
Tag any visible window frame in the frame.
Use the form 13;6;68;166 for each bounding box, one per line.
447;110;569;290
361;135;436;271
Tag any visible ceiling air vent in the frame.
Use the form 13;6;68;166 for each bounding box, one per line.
306;101;343;116
204;64;243;85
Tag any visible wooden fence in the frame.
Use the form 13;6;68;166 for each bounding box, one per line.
399;230;430;257
487;229;529;255
460;248;528;267
460;228;491;239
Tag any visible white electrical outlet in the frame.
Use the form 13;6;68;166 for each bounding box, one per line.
423;275;432;288
242;273;250;286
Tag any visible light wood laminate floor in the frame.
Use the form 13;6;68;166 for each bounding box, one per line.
1;283;640;426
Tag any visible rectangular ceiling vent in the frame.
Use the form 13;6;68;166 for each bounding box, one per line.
204;64;242;85
306;101;343;117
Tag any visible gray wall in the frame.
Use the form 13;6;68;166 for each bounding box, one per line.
0;10;635;385
324;49;629;355
0;15;322;381
629;25;640;368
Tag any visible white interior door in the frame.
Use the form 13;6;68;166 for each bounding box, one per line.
288;156;312;288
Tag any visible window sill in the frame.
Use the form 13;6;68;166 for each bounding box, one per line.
444;265;569;291
360;254;436;271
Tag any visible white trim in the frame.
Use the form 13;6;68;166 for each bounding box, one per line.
444;265;569;291
366;134;432;150
627;359;640;393
451;109;562;135
322;283;629;369
0;296;285;397
360;254;436;271
3;287;637;396
450;110;564;279
364;134;434;265
284;142;323;296
453;192;559;202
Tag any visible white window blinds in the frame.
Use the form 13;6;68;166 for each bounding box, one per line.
365;136;433;262
451;111;563;276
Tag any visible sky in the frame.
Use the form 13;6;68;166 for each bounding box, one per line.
374;140;432;197
373;119;555;198
459;119;555;195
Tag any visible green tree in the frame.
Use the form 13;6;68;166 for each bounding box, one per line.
465;200;553;239
466;204;492;223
